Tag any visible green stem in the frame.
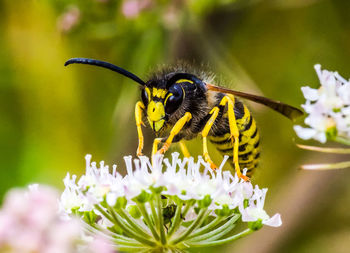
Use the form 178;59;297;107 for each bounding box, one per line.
118;208;153;239
170;208;208;245
188;214;239;242
297;144;350;154
110;238;143;247
137;202;160;241
301;160;350;170
102;205;157;247
94;204;115;224
335;136;350;146
191;223;236;243
149;198;160;230
167;200;183;238
85;222;138;245
187;215;223;239
156;194;167;245
181;200;193;217
109;207;141;234
117;245;149;252
167;200;194;240
188;228;254;247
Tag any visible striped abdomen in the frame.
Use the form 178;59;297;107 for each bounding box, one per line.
208;98;260;176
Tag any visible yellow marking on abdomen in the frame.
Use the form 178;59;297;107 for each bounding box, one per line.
209;104;260;176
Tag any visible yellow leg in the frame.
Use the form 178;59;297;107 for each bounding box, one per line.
151;138;163;166
135;101;145;156
152;138;163;157
202;107;220;169
220;96;249;181
158;112;192;154
179;141;190;158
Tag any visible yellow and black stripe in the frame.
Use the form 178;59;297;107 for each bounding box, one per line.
208;98;260;177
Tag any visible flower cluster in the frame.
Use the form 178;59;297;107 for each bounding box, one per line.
294;64;350;144
0;185;113;253
61;153;281;251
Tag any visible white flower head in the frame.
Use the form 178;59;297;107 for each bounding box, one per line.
60;153;282;251
239;186;282;227
295;65;350;142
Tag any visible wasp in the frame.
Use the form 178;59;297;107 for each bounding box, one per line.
65;58;303;181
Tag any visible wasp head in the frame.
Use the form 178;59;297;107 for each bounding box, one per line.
63;58;207;134
141;73;206;133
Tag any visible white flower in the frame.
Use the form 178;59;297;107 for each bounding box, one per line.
239;186;282;227
60;153;281;251
295;64;350;142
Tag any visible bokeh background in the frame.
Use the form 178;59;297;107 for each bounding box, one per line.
1;0;350;252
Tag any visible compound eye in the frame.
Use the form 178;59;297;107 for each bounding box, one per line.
141;88;150;106
165;85;183;114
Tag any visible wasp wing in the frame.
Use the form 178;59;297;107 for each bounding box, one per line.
206;83;303;121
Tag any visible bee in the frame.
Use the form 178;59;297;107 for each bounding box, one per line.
65;58;303;181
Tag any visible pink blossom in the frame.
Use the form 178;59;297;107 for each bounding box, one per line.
57;6;81;33
0;185;114;252
87;236;115;253
122;0;153;19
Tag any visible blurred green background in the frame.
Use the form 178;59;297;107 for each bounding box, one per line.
1;0;349;252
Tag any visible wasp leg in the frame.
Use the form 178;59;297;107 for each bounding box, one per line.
220;96;249;182
179;140;190;158
153;136;185;158
202;107;220;169
135;101;145;156
158;112;192;154
152;138;163;157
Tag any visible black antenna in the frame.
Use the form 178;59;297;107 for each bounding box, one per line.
64;58;145;85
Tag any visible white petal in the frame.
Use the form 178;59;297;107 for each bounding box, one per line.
263;213;282;227
293;125;317;140
301;86;319;101
314;132;327;143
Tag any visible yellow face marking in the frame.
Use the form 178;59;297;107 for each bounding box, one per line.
176;79;193;84
152;88;167;99
147;101;165;132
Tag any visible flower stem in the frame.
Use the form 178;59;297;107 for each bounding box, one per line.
137;202;160;241
181;200;194;217
301;161;350;170
94;205;145;246
188;214;239;242
167;200;194;240
335;136;350;146
297;144;350;154
94;204;114;223
100;205;156;247
156;194;167;245
117;245;149;252
85;222;139;245
170;208;208;245
118;208;153;240
149;198;160;230
188;228;254;247
110;238;143;247
187;215;223;239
